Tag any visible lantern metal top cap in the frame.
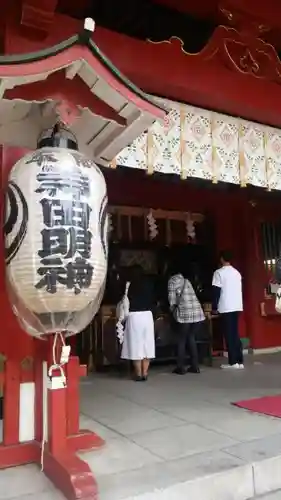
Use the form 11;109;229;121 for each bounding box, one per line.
37;124;78;150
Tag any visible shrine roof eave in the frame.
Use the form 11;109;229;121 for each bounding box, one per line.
0;19;167;165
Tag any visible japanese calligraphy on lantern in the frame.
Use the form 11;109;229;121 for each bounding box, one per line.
25;151;94;295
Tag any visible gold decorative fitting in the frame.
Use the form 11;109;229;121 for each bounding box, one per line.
264;130;270;191
238;123;247;187
220;8;233;21
180;105;187;179
147;36;218;59
211;116;218;183
147;131;154;175
239;50;259;74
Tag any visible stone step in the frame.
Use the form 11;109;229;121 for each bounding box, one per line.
92;454;281;500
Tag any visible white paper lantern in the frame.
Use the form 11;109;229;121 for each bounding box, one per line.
4;146;108;337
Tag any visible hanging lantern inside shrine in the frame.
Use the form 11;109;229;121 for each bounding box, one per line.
4;125;108;338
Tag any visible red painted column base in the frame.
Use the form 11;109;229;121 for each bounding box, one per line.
42;447;99;500
0;430;105;500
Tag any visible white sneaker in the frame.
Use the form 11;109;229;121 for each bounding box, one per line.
220;363;240;370
238;364;244;369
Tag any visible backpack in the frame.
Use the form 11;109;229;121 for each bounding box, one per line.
172;279;185;317
168;276;186;329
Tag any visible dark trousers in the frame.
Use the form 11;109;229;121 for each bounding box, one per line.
221;312;243;365
176;322;201;370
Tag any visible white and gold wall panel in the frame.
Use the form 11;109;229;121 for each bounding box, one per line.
114;98;281;190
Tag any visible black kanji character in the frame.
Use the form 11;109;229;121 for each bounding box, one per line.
35;257;67;294
65;257;93;294
26;152;58;167
74;227;92;259
36;170;90;198
35;257;93;294
40;199;91;229
38;227;92;260
71;152;103;176
71;153;94;169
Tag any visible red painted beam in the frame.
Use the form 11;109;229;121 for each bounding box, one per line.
5;12;281;128
93;29;281;128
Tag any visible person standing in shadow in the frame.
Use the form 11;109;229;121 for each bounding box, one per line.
168;264;205;375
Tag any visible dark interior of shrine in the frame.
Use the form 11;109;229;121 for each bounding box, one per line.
70;161;281;370
73;166;229;370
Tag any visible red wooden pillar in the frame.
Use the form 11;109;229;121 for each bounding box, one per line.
41;336;103;500
3;360;20;446
66;357;80;436
240;203;263;350
45;335;67;455
48;381;67;455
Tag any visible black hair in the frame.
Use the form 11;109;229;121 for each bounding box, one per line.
169;261;182;277
220;250;233;263
169;260;193;280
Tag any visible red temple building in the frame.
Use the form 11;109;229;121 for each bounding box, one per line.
2;0;281;499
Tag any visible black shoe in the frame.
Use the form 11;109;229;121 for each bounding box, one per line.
173;367;186;375
187;366;200;374
134;375;143;382
142;376;148;381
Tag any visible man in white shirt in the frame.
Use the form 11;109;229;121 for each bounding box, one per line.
212;250;244;370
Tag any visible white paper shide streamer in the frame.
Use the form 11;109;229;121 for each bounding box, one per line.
116;321;124;344
186;213;196;240
4;147;108;338
116;282;130;344
147;210;158;240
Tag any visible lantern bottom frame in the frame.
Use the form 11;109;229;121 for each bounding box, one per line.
0;430;104;499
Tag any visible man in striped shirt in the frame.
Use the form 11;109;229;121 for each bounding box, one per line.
168;268;205;375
